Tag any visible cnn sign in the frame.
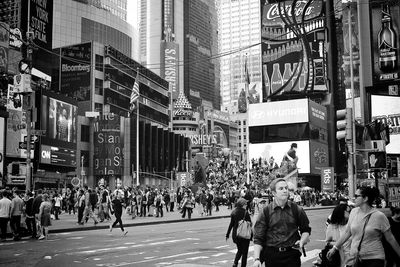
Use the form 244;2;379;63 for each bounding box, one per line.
321;167;334;192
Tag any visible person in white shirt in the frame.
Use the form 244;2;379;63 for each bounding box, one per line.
53;193;62;220
0;190;12;241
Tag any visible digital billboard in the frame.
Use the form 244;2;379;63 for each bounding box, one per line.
0;22;9;74
260;0;327;100
47;97;77;143
93;113;124;176
371;95;400;154
40;145;77;167
249;140;310;174
60;42;92;101
249;99;309;127
370;1;400;83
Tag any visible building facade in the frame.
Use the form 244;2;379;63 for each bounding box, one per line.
217;0;262;110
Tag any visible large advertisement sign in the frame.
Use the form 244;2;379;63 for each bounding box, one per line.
0;22;9;74
310;140;329;174
40;145;77;167
94;113;124;176
308;100;327;129
249;140;310;174
371;95;400;154
261;0;327;101
0;117;5;185
160;42;179;100
321;167;334;192
48;97;77;143
60;42;91;101
370;1;400;83
249;99;309;127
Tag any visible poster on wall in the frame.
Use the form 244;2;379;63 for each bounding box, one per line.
370;0;400;83
261;0;327;101
249;140;310;174
371;95;400;154
94;114;125;176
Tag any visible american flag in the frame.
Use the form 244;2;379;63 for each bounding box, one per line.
244;58;250;85
130;71;140;112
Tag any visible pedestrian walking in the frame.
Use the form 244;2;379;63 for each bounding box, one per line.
109;192;128;236
0;190;11;242
252;178;311;267
181;192;195;219
83;187;98;225
32;189;43;238
38;193;52;240
53;193;62;220
226;198;252;267
10;189;24;241
24;191;36;239
327;186;400;267
154;189;163;218
76;189;85;225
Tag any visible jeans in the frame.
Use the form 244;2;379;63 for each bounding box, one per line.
234;238;250;267
54;206;61;219
156;205;163;217
10;215;21;237
111;213;124;232
25;217;36;238
83;205;98;223
0;217;9;240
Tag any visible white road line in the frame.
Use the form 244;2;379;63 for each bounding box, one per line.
185;256;209;261
215;245;230;249
112;252;202;266
211;253;227;257
210;260;229;265
67;236;84;240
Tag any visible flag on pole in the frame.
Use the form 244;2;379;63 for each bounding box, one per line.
130;70;140;112
244;57;250;85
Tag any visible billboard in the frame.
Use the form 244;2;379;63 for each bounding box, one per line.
47;97;77;143
0;22;9;74
321;167;334;192
249;99;309;127
310;140;329;174
370;1;400;83
40;145;77;167
371;95;400;154
261;0;327;100
160;42;179;100
0;117;5;185
60;42;92;101
308;100;327;129
249;140;310;174
93;113;124;176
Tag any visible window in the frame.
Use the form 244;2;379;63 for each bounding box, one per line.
95;78;103;95
81;125;90;142
95;54;103;71
95;103;103;113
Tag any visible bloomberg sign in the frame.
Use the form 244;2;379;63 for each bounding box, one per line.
161;42;179;100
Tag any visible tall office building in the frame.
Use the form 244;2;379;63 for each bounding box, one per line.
139;0;220;110
217;0;261;111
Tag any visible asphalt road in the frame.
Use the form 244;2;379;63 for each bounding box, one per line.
0;208;331;267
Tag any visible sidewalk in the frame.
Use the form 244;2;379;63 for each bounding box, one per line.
48;205;335;234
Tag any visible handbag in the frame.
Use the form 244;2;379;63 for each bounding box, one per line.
236;210;252;240
352;213;372;267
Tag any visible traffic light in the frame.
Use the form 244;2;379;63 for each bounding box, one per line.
336;108;353;140
367;152;387;169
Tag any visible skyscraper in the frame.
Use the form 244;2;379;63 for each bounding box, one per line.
140;0;220;110
217;0;261;111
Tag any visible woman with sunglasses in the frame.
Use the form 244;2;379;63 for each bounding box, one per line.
327;186;400;267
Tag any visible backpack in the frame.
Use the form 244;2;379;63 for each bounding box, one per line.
315;244;341;267
89;192;98;206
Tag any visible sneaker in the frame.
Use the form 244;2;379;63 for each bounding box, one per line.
94;221;98;226
123;231;128;236
109;225;112;232
38;235;45;240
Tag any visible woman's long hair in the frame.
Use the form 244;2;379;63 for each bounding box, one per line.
330;204;349;225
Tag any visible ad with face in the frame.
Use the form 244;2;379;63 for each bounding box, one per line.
48;97;77;143
249;140;310;174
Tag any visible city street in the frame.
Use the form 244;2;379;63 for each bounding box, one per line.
0;208;331;267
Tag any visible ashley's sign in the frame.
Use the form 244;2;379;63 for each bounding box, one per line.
262;0;323;25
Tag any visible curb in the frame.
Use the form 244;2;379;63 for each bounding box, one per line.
48;205;335;234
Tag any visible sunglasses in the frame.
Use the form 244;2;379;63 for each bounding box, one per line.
354;194;362;198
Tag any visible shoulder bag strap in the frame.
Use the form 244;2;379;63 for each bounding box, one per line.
357;213;372;252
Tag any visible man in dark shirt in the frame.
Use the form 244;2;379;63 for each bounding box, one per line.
252;178;311;267
32;189;43;238
24;192;36;238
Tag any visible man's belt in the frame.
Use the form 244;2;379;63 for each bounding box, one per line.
265;246;294;252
